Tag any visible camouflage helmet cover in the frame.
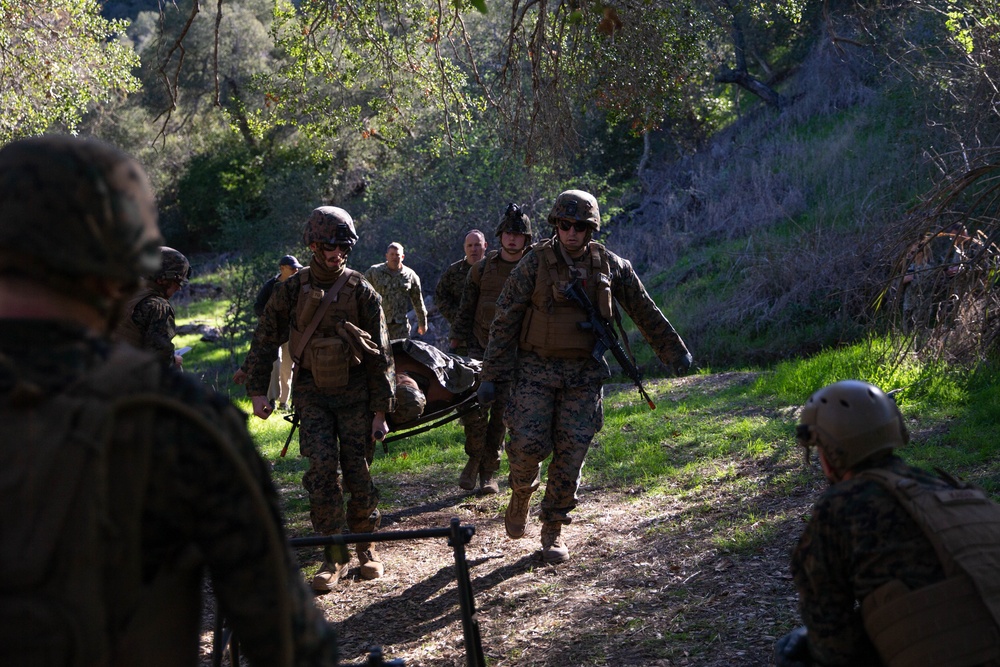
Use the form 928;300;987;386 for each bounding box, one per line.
796;380;909;475
150;246;190;283
303;206;358;248
0;135;163;283
548;189;600;231
495;203;533;242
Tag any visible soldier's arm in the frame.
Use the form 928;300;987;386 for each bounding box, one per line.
410;271;428;330
451;265;480;345
136;296;177;367
434;266;457;324
791;496;880;666
357;283;396;413
610;253;690;368
363;266;380;293
244;279;293;396
481;252;537;382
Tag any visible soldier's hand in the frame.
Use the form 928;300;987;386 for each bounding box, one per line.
774;626;811;667
252;395;274;420
477;381;496;406
418;325;426;335
372;412;389;441
673;352;693;376
232;368;248;385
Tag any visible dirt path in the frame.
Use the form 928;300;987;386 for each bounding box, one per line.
204;372;822;666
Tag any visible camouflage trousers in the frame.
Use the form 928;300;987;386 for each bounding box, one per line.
504;357;604;525
461;380;511;475
296;378;380;536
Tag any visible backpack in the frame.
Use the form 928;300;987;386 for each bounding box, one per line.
0;345;160;666
859;467;1000;667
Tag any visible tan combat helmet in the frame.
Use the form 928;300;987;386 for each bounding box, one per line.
495;203;533;245
796;380;909;475
548;190;601;231
0;135;163;285
303;206;358;250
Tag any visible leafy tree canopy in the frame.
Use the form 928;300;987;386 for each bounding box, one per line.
0;0;140;143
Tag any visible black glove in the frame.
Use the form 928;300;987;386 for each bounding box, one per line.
477;380;496;406
774;626;811;667
673;352;693;376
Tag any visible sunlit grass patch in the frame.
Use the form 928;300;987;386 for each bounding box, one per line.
710;511;787;555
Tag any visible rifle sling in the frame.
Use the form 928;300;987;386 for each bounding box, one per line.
560;241;638;369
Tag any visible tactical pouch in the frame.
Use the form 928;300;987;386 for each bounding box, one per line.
552;281;569;302
862;576;1000;667
308;336;351;389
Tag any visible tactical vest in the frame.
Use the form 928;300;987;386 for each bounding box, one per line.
288;267;362;389
113;286;158;348
858;468;1000;667
519;240;611;358
471;251;519;349
0;345;227;667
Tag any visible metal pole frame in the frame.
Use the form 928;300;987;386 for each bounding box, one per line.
211;518;485;667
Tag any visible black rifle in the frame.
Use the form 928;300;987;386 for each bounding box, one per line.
562;278;656;410
279;411;299;458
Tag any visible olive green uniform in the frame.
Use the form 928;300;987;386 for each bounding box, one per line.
364;262;428;339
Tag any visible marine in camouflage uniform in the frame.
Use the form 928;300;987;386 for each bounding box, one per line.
0;135;337;666
479;190;692;564
776;380;1000;667
435;230;487;347
450;205;531;495
242;207;396;590
114;246;190;369
365;242;428;339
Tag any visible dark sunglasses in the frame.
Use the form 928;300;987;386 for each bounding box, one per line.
556;220;590;233
319;242;351;252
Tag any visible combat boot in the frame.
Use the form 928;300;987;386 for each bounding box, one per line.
311;543;351;591
504;489;533;538
540;522;570;564
459;454;481;491
356;543;384;580
479;470;499;495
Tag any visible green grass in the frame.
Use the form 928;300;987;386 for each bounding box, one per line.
189;286;1000;515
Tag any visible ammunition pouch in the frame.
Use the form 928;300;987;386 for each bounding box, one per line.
307;336;351;389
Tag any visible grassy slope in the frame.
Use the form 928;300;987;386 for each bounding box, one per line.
196;341;998;665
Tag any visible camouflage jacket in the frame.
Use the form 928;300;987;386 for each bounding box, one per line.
242;268;395;411
480;240;690;384
434;257;473;327
125;288;176;367
0;320;337;666
791;455;948;666
364;262;428;332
